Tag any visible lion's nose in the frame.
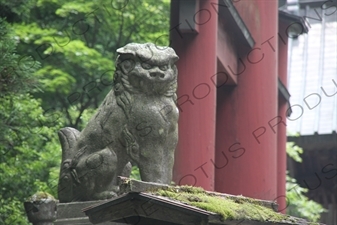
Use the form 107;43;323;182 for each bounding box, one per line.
150;72;165;79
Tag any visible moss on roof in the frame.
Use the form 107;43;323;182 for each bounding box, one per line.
150;185;318;224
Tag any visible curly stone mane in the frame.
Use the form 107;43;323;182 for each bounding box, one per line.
112;43;179;117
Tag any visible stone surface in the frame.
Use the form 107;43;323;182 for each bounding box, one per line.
57;43;179;202
55;200;124;225
117;176;170;195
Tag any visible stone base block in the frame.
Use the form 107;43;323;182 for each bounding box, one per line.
55;200;125;225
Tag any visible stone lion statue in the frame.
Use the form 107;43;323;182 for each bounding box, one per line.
57;43;179;202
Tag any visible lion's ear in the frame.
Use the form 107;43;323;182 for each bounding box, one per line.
117;43;137;55
119;58;136;74
165;48;179;63
170;54;179;63
116;48;136;56
153;48;179;64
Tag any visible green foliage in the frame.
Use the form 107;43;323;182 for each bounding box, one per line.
12;0;170;129
0;18;39;96
286;175;327;222
0;0;36;22
130;166;141;180
0;12;60;225
0;1;170;224
286;143;326;222
286;142;303;163
0;198;29;224
0;93;62;224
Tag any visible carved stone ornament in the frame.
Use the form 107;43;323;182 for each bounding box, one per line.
57;43;179;202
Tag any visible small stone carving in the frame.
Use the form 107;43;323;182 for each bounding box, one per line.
57;43;179;202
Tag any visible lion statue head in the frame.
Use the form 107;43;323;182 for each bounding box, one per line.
113;43;179;99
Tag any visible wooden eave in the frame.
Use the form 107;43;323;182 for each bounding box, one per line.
287;132;337;150
297;0;337;9
216;0;255;85
218;0;255;50
278;78;292;117
279;10;309;34
83;192;215;225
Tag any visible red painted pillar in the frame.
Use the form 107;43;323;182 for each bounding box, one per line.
170;0;218;191
214;0;278;201
277;22;290;213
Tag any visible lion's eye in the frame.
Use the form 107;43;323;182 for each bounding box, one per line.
120;59;135;74
141;63;152;70
159;65;168;71
122;60;131;69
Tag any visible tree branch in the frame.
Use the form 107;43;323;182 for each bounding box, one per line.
73;97;94;129
57;92;74;127
116;11;125;49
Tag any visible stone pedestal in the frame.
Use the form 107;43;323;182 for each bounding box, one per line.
55;200;125;225
24;200;57;225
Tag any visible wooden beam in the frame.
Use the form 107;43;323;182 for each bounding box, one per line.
287;133;337;150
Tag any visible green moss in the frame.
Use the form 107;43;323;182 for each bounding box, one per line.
27;191;55;203
179;185;205;194
151;186;300;223
122;177;131;184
